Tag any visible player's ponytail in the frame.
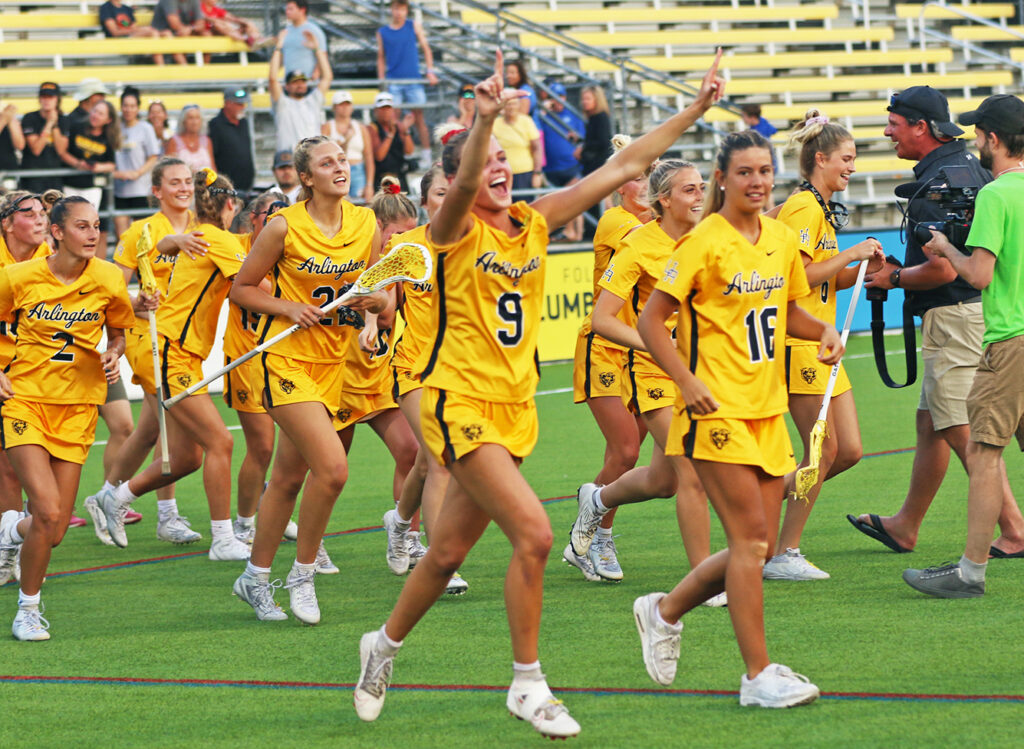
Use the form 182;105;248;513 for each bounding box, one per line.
787;108;853;181
370;175;418;229
646;159;697;218
194;168;237;229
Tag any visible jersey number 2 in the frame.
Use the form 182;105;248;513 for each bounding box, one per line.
744;306;777;363
496;292;523;346
51;331;75;362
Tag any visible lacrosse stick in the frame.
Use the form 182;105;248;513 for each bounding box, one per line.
136;223;171;476
794;259;869;501
163;241;432;409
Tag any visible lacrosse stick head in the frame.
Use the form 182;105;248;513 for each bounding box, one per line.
135;222;158;294
350;241;432;295
794;418;827;502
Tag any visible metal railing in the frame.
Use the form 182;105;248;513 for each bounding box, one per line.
914;1;1024;70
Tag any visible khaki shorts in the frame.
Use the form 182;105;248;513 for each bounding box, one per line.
919;302;983;430
666;409;796;477
420;386;538;466
967;335;1024;449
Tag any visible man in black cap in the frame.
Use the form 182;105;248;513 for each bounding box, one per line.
269;30;331;153
904;94;1024;597
19;82;70;192
272;149;300;204
851;86;1024;557
209;88;254;192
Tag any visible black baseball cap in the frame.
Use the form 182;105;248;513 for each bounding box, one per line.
888;86;964;137
285;70;308;84
38;82;61;97
273;150;294;169
223;87;250;102
959;94;1024;136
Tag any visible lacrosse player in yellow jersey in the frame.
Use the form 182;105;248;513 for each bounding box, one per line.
230;136;387;626
354;50;726;740
0;197;142;640
97;168;251;563
766;110;883;581
632;131;842;708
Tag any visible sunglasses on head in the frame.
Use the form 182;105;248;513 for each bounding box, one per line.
255;200;288;218
461;89;475;100
0;194;43;220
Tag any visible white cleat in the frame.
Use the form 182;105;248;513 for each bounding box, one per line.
762;548;830;581
233;518;255;545
506;673;581;739
315;540;339;574
739;663;820;708
445;573;468;595
157;514;202;545
701;592;728;608
209;535;251;561
0;510;25;585
588;533;624;581
12;605;50;641
561;543;600;582
283;520;298;541
83;495;114;546
354;630;394;722
285;566;320;625
407;531;427;568
633;592;682;686
382;509;410;576
232;571;287;621
569;483;604;556
97;487;129;548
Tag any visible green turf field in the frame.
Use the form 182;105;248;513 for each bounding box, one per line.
1;333;1021;747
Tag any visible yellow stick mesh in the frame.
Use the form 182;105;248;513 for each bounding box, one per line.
794;419;828;502
353;242;431;293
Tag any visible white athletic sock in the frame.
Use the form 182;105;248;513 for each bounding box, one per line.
101;480;116;494
156;499;178;523
959;554;987;583
595;526;613;539
236;514;255;526
394;511;411;528
512;661;543;684
210;519;233;540
114;482;138;506
245;562;271;577
654;600;681;630
7;516;23;545
593;486;610;514
378;624;402;655
18;590;40;608
292;559;315;574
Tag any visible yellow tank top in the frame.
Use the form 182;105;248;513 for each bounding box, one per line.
257;200;376;363
0;237;51;368
415;202;548;403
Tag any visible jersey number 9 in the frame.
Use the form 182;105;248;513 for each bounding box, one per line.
496;291;523;347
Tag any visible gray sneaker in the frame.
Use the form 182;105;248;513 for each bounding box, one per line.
382;509;410;576
233;518;255;545
157;514;202;545
588;533;624;581
354;630;395;722
763;548;830;581
902;562;985;599
633;592;682;686
315;540;339;574
569;483;605;556
0;510;25;586
97;486;130;548
83;495;114;546
407;531;427;568
561;543;600;582
285;566;320;625
233;571;288;621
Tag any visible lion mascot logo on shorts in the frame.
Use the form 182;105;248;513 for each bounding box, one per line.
710;428;730;449
462;424;483;440
599;371;616;388
177;374;192;388
11;419;27;435
337;408;352;423
647;387;665;401
279;378;296;394
236;390;248;404
801;367;817;385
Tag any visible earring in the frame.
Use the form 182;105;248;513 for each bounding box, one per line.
719;186;724;191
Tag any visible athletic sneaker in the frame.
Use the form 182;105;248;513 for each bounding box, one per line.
83;495;113;546
561;543;600;582
68;515;87;528
0;510;24;586
702;592;728;608
588;533;624;581
124;509;143;525
763;549;830;581
902;562;985;599
382;509;410;576
97;486;130;548
407;531;427;568
12;605;50;641
283;520;298;541
208;535;251;561
233;571;287;621
633;592;682;686
12;546;21;583
285;566;320;625
157;515;202;545
506;673;581;739
569;483;604;556
445;573;468;595
739;663;820;708
315;540;339;574
233;518;255;545
354;630;394;722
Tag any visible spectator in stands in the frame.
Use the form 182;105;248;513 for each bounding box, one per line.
505;59;536;115
208;88;254;192
113;86;161;239
369;92;415;193
99;0;165;64
538;82;584;240
147;100;171;150
0;102;25;174
59;99;120;250
20;83;69;193
280;0;327;80
152;0;210;65
68;79;110;132
577;85;613;238
165;104;216;172
271;150;301;204
447;83;476;130
269;31;331;153
323;90;374;204
741;103;779;175
376;0;437;169
200;0;263;46
492;95;542;203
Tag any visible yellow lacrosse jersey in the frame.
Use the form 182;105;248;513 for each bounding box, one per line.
777;190;839;345
157;224;246;359
598;219;678;369
655;213;811;419
257;200;375;363
0;256;135;404
390;224;433;374
578;205;645;345
416;202;547;403
344;324;397;396
0;238;51;369
224;232;259;360
113;211;194;293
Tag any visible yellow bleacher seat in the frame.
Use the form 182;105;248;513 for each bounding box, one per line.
0;11;152;29
517;26;894;49
1012;48;1024;62
0;63;267;88
460;5;837;26
2;89;379;114
0;35;249;59
951;24;1024;41
842;155;914;176
702;96;991;124
894;3;1014;20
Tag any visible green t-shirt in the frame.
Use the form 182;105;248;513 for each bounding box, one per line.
966;171;1024;346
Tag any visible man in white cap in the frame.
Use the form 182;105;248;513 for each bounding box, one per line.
68;78;110;130
369;91;414;192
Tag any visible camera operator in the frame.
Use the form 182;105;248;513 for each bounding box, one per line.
904;94;1024;597
850;87;1024;556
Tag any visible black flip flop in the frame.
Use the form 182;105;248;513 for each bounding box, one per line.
846;513;912;554
989;545;1024;559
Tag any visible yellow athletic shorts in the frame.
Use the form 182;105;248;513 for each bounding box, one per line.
160;336;207;398
666;409;796;477
391;362;422;399
334;388;398;431
259;351;345;414
572;331;626;403
126;328;158;395
786;344;851;397
419;386;538;466
223;355;266;414
0;399;97;464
